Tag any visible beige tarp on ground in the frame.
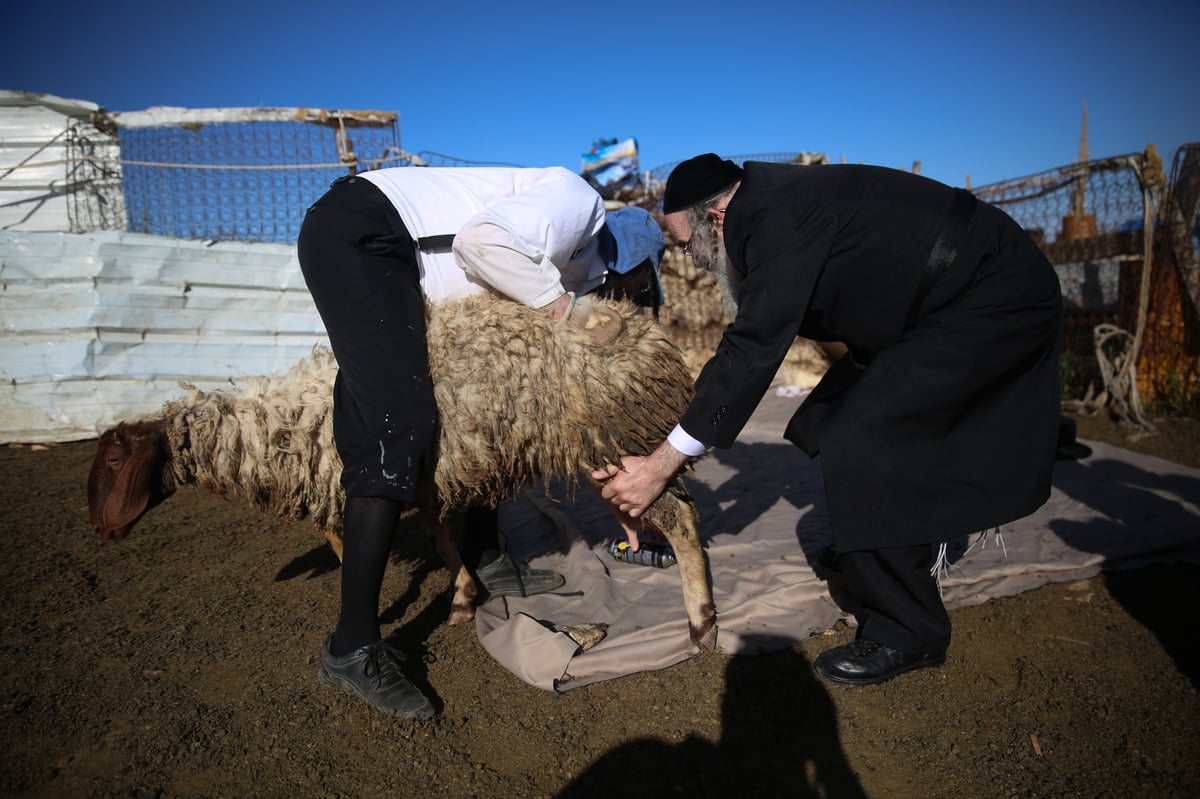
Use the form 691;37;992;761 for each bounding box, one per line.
475;392;1200;691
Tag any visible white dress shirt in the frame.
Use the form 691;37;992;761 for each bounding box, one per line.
361;166;608;307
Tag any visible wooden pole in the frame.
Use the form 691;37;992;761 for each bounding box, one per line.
1072;102;1089;217
1063;102;1097;239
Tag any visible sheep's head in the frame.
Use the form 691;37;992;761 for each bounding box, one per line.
87;420;177;540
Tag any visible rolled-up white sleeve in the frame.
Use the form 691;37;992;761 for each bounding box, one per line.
452;167;606;308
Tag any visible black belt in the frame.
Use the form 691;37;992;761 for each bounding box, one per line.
906;188;977;328
415;234;455;251
328;175;455;253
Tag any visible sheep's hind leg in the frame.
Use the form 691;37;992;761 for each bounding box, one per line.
322;529;344;562
425;515;479;625
649;477;717;651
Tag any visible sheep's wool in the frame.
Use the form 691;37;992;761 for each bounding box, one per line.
156;293;694;535
425;293;694;510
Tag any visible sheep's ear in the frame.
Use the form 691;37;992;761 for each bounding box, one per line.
87;435;118;534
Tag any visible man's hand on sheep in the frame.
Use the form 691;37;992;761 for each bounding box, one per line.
542;291;624;345
592;441;691;550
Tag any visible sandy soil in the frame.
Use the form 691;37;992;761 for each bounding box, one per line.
1;411;1198;798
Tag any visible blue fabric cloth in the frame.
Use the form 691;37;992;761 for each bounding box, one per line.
598;206;666;303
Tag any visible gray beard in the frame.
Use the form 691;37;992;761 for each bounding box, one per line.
686;207;740;318
712;247;740;319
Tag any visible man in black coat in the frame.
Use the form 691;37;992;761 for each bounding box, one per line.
594;153;1062;685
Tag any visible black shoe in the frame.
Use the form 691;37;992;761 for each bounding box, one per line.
814;640;945;686
317;634;434;719
475;552;565;598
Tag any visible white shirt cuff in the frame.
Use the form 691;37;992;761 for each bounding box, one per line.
667;424;709;458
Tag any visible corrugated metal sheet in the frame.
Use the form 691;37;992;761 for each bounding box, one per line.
0;229;328;443
0;90;119;233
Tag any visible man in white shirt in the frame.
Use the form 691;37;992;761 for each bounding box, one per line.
297;165;664;718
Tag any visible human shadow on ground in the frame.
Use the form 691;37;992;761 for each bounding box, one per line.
1049;455;1200;687
555;636;867;799
273;543;340;581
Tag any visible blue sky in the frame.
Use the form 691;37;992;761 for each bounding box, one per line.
4;0;1197;188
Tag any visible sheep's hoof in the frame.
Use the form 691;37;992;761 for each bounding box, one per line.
323;533;344;563
691;619;718;652
447;603;477;625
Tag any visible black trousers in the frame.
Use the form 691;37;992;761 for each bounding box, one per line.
297;176;437;503
835;544;951;655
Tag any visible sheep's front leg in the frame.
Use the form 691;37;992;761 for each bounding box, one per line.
647;478;717;651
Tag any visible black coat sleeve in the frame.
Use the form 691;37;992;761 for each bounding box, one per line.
679;202;836;448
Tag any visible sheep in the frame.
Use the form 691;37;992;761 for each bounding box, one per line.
88;292;718;650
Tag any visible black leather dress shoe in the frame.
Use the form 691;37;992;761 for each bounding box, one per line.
814;640;946;685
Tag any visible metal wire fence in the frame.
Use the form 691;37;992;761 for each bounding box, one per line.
974;144;1199;414
45;109;1200;410
973;152;1152;374
115;110;409;243
59;108;414;243
645;151;831;187
62;113;125;233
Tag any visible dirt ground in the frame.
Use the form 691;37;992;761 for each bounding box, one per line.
2;410;1198;799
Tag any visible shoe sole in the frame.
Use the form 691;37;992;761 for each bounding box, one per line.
317;664;435;719
814;653;946;686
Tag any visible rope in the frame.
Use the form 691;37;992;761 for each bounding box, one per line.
0;151;423;174
0;128;69;182
1091;323;1157;435
1084;149;1163;437
1056;147;1163;438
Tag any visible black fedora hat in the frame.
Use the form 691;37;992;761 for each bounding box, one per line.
662;153;743;214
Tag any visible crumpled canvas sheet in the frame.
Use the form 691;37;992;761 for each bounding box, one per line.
476;392;1200;691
